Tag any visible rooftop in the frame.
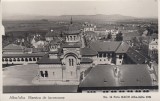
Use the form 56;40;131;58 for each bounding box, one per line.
79;64;152;88
80;47;97;56
37;53;61;64
90;41;121;52
126;47;148;64
115;41;130;53
62;42;81;48
3;44;26;50
45;30;61;37
80;58;93;63
3;53;45;58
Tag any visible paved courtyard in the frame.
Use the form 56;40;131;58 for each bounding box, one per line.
3;64;78;93
3;64;38;86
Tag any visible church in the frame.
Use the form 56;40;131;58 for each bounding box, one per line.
36;22;95;85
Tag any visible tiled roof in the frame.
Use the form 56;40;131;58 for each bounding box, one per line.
79;64;152;88
126;47;148;64
79;65;118;87
45;30;61;37
64;24;81;35
90;41;121;52
62;42;81;48
64;30;80;35
37;53;61;64
80;58;93;63
49;48;63;56
80;47;97;56
3;53;45;58
50;38;61;45
3;44;26;50
115;41;130;53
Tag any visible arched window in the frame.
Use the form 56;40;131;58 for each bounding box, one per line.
9;58;12;62
17;58;20;61
74;36;76;40
45;71;48;77
29;58;32;61
69;58;74;66
2;58;4;62
72;59;74;66
33;58;36;61
25;58;28;62
69;59;71;66
40;71;44;77
13;58;16;61
70;36;72;41
21;58;24;61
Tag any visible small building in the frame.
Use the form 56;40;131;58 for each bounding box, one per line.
83;23;96;32
148;34;158;57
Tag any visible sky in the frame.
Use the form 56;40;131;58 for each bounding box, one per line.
2;0;158;18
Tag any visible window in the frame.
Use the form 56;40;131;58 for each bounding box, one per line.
40;71;44;77
119;55;122;59
33;58;36;61
74;36;76;40
71;59;74;66
70;36;72;41
17;58;20;61
9;58;12;62
120;61;121;63
71;71;73;76
29;58;32;61
45;71;48;77
25;58;28;62
37;57;40;61
5;58;8;62
100;59;101;61
69;59;71;66
99;53;102;57
13;58;16;61
53;72;54;76
69;59;74;66
103;53;106;57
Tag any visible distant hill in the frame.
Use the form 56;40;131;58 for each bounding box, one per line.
3;14;137;21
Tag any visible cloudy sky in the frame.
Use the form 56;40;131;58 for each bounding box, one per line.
2;0;158;18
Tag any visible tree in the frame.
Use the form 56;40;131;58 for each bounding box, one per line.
107;32;111;39
116;31;123;41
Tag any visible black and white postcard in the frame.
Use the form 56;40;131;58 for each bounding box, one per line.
1;0;159;100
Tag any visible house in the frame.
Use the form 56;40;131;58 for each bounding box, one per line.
83;22;96;32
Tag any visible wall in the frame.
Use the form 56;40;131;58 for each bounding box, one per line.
38;64;62;81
